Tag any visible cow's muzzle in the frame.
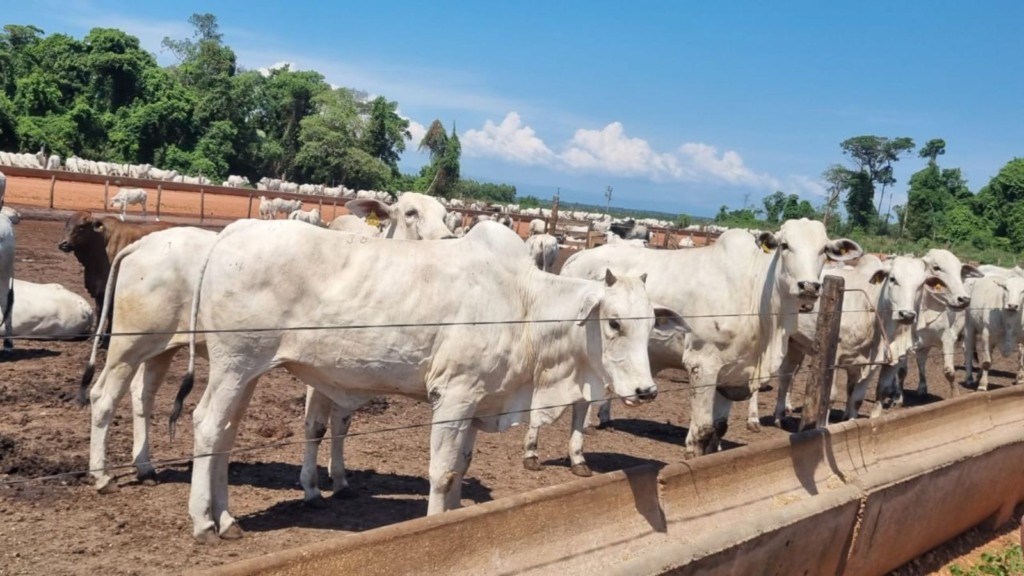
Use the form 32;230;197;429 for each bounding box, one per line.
949;296;970;311
622;386;658;407
797;280;821;312
897;310;917;324
57;241;73;253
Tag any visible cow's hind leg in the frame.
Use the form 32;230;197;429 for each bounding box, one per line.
89;361;140;493
300;387;331;503
131;352;176;484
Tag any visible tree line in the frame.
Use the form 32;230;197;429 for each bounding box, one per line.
0;13;518;203
714;135;1024;263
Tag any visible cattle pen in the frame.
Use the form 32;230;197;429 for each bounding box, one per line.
0;176;1022;575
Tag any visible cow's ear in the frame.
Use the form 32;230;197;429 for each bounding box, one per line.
756;232;778;254
826;238;863;262
346;199;391;220
869;269;889;285
576;292;602;326
604;268;617;287
653;306;690;335
92;220;104;232
961;264;984;280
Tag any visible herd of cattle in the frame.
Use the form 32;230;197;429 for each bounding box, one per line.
3;169;1024;545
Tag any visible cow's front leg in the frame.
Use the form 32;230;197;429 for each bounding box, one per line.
427;393;475;515
684;361;722;459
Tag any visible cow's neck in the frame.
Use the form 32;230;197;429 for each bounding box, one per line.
519;271;597;388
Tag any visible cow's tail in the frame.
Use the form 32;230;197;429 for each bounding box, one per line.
77;240;137;407
169;222;235;441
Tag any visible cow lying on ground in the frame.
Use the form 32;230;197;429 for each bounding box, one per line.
57;211;173;345
11;278;93;340
288;208;322;226
176;220;680;543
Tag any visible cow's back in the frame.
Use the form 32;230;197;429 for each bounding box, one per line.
101;218;174;261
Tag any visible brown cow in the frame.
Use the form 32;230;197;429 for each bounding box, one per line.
57;211;173;346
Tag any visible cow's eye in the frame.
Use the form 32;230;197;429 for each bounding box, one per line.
608;319;621;332
405;209;417;218
780;242;790;251
890;277;899;286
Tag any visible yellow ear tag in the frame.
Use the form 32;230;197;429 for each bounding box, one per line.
761;243;773;254
366;213;380;227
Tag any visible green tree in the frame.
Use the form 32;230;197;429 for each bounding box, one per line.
840;135;916;221
762;190;786;224
418;119;461;197
360;96;410;176
918;138;946;165
844;170;876;230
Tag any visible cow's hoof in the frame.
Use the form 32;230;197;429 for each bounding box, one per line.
136;469;157;486
332;486;356;500
570;464;592;477
96;478;119;494
522;457;541;471
194;531;220;545
746;421;760;433
302;496;327;509
219;523;244;540
582;425;598;436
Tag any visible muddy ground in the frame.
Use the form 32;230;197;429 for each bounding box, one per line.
0;214;1019;576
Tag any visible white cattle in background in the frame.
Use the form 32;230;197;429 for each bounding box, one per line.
46;154;61;171
525;233;559;273
79;226;218;493
225;175;250;188
772;255;928;424
678;233;696;248
11;279;93;339
272;198;302;217
0;170;5;207
176;219;678;542
327;192;452;241
444;211;463;233
288;208;322;226
556;218;862;458
604;231;647;248
884;250;982;403
528;218;547;236
963;274;1024;390
109;187;148;221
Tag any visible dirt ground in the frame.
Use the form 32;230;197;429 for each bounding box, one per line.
0;210;1020;575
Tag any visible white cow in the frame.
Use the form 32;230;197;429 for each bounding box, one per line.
79;226;218;493
963;274;1024;390
257;195;275;219
444;211;463;233
604;231;648;248
677;233;696;248
288;208;322;226
0;169;6;207
0;211;14;352
525;233;559;273
1;206;19;224
177;220;678;543
328;192;453;240
885;250;982;402
110;187;148;221
772;255;928;424
46;154;61;171
273;198;302;217
10;279;93;339
558;218;862;458
528;218;547;236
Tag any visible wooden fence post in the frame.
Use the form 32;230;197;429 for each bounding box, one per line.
247;193;254;219
199;187;205;223
799;275;845;432
332;201;338;220
48;175;56;209
103;180;109;211
156;185;163;220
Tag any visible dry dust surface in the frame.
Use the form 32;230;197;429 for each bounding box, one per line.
0;198;1020;575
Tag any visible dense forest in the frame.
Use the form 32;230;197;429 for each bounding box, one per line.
713;136;1024;264
0;13;519;202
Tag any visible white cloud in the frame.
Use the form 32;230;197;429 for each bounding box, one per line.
461;112;556;166
405;116;427;147
257;61;296;77
461;113;800;193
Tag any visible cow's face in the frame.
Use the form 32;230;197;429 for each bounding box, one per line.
990;275;1024;313
757;218;863;312
580;269;689;407
920;249;981;310
879;256;926;325
347;192;454;240
58;211;103;254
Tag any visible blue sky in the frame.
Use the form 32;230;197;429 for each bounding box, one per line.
6;0;1023;217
